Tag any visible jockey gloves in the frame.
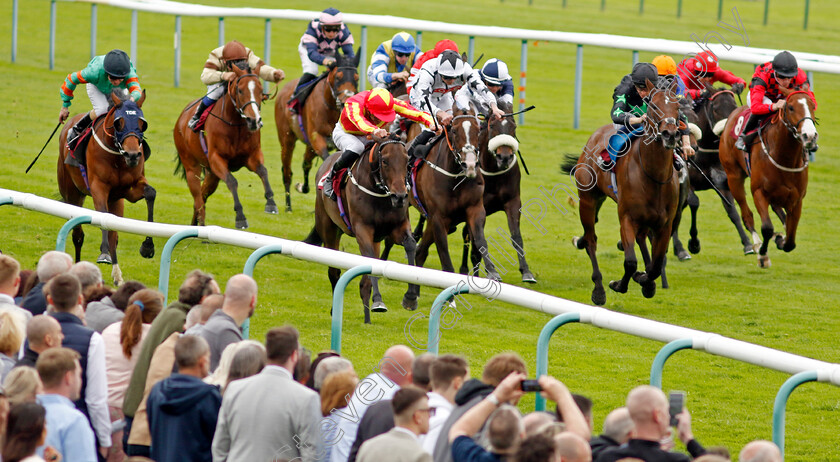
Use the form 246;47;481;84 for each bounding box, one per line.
104;49;131;78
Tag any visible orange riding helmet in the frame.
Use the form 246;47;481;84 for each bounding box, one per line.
652;55;677;76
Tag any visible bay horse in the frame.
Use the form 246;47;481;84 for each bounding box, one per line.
458;101;535;283
275;50;360;211
173;64;278;229
719;87;817;267
561;78;681;305
303;135;418;320
57;90;155;285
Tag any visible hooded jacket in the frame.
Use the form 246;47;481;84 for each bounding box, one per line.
432;378;495;462
146;374;222;462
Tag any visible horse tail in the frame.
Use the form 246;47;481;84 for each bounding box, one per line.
173;152;186;179
560;153;580;175
303;226;323;246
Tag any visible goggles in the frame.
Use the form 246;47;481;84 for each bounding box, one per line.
322;25;341;33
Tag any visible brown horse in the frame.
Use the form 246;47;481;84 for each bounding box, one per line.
173;64;278;229
275;51;360;212
561;78;681;305
57;90;155;285
719;88;817;267
303;135;418;318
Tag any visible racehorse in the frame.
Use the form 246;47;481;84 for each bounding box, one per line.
57;90;155;285
561;78;681;305
458;101;536;283
275;50;360;212
303;134;418;320
173;63;278;229
719;87;817;267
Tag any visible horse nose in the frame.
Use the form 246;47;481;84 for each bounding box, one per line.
662;130;678;148
125;152;142;167
391;193;408;208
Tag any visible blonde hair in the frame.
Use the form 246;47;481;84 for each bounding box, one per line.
320;371;358;416
3;367;42;405
0;312;25;357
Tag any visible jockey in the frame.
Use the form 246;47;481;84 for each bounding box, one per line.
599;62;693;171
652;55;687;97
367;32;422;90
188;40;285;131
322;88;437;200
734;50;816;152
288;8;355;112
406;39;460;94
407;50;504;160
478;58;515;106
677;51;746;102
59;49;141;143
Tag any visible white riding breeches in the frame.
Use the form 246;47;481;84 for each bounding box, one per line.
332;123;367;154
299;43;320;75
205;82;226;101
87;84;111;117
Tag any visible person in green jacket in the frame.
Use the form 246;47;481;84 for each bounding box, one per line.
58;49;143;143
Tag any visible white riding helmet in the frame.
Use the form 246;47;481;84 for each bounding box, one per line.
480;58;511;86
438;50;465;79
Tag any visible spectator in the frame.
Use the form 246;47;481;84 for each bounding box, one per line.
412;352;436;391
4;367;43;405
555;432;592;462
0;385;8;447
200;274;256;371
595;386;705;462
320;370;359;462
738;440;781;462
147;335;221;462
2;402;50;462
420;354;469;453
83;284;113;307
306;350;340;390
295;347;312;385
85;281;145;334
342;345;415;462
20;251;72;316
356;386;433;462
45;274;111;457
203;340;266;394
225;340;266;392
696;456;729;462
36;347;97;461
590;408;633;460
0;255;32;322
16;270;36;300
313;356;354;391
706;447;731;460
433;352;528;462
123;270;218;445
212;326;324;461
184;293;224;336
0;311;26;381
16;316;63;369
70;261;103;298
557;394;593;435
515;433;557;462
523;411;560;437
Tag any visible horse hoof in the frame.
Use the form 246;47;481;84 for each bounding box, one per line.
371;301;388;313
402;295;418;311
285;205;293;213
676;250;691;261
139;238;155;259
458;266;469;275
758;255;771;268
774;233;784;250
572;236;581;249
591;286;606;305
235;219;249;230
616;241;624;251
688;239;701;254
521;271;537;284
265;204;279;214
608;280;627;294
487;271;501;282
301;184;310;194
641;281;657;298
744;244;755;255
97;253;112;265
632;271;646;283
783;242;796;253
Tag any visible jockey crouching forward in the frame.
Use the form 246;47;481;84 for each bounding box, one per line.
322;88;438;201
188;40;284;131
367;32;422;90
677;51;746;106
479;58;515;107
59;49;142;144
408;50;504;161
600;62;694;171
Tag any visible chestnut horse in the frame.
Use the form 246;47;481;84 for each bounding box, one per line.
275;51;360;211
173;64;278;229
561;78;681;305
57;90;155;285
303;135;418;320
719;88;817;267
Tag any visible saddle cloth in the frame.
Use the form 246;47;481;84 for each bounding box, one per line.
193;101;217;132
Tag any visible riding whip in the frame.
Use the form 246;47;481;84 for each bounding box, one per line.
26;121;62;173
424;96;440;132
471;53;485;69
686;157;732;207
503;105;536;118
517;150;530;175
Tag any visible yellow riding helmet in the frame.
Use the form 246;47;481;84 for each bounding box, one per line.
652;55;678;76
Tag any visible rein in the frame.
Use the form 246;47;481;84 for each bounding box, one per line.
757;92;814;173
208;73;261;127
348;139;406;198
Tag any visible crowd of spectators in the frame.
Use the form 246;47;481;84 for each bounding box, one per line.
0;251;787;462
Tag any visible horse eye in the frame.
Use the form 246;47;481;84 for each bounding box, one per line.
139;118;149;132
114;118;125;131
382;160;389;166
336;72;344;79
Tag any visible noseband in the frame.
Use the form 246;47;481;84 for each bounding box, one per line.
228;73;262;119
780;92;817;139
444;114;480;167
99;105;145;157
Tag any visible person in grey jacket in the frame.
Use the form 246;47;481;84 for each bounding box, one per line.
84;281;145;333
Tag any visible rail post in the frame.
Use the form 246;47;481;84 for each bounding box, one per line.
519;40;527;125
218;17;224;47
427;283;472;354
573;45;583;130
56;216;93;253
174;16;181;87
49;0;56;70
772;371;818;457
650;338;693;389
331;265;373;353
90;4;97;60
157;229;199;304
241;244;285;340
130;10;138;64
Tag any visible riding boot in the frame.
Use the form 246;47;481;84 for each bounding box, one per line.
323;149;360;201
408;130;435;161
288;73;317;113
735;114;759;152
68;113;93;145
188;101;210;132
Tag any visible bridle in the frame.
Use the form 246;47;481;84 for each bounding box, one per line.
480;116;520;175
328;65;358;110
704;89;736;133
442;114;480;172
348;139;407;198
228;73;262;121
98;104;146;158
780;91;817;140
757;91;817;173
637;89;680;184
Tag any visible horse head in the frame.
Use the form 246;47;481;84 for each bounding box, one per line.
779;86;818;152
371;134;409;208
450;105;480;178
228;64;263;132
703;82;738;136
328;50;360;109
646;78;681;150
485;101;519;169
110;90;147;168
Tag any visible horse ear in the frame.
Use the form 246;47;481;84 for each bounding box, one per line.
136;90;146;108
111;91;122;108
461;52;468;62
354;47;362;68
645;78;655;92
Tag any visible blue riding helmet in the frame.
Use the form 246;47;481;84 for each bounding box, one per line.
391;32;416;54
480;58;511;86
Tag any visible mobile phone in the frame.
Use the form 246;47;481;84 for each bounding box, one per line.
520;379;542;392
669;391;685;426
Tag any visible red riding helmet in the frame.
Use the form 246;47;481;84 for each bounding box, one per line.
366;89;396;123
691;51;720;75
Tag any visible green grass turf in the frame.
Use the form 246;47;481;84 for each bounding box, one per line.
1;0;839;459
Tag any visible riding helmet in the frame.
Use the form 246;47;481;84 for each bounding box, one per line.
652;55;677;76
480;59;511;85
631;62;658;87
366;88;396;123
222;40;249;63
103;49;131;79
692;51;719;75
438;50;465;79
391;32;416;55
772;51;799;79
319;8;344;26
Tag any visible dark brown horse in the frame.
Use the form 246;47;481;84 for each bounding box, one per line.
304;135;418;318
458;101;535;283
57;90;155;285
719;88;816;267
173;64;277;229
275;51;360;212
561;78;681;305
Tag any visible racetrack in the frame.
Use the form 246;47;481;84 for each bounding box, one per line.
1;0;839;459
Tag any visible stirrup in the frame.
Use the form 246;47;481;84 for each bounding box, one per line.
734;136;747;152
322;173;336;200
596;156;614;171
187;117;201;132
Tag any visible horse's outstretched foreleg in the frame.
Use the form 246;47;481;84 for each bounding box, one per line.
574;194;606;305
752;189;774;268
725;162;759;252
459;226;471;275
298;146;321;195
779;200;802;253
90;182;114;265
397;225;419;311
253;163;279;214
219;171;247;230
107;199;124;286
356;227;385;314
717;186;753;254
71;226;85;263
503;198;535;283
467;206;500;281
610;217;638;296
687;189;700;254
636;227;670;298
279;135;295;212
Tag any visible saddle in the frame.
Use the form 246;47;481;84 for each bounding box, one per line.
731;107;773;141
290;71;330;112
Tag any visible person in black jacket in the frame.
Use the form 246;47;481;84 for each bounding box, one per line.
590;407;633;460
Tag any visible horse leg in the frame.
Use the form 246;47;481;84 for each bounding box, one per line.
718;188;754;254
380;237;395;261
503;198;536;283
573;194;606;305
124;181;156;259
778;200;802;253
412;217;438;301
280;135;295;212
208;156;248;229
297;146;320;195
64;188;86;262
687;190;701;255
395;225;419;311
726;170;759;253
636;227;671;298
771;204;787;227
89;182;114;265
467;207;500;281
252;162;279;215
609;217;638;295
108;199;124;286
458;226;471;275
752;189;775;268
413;216;426;242
184;165;205;226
